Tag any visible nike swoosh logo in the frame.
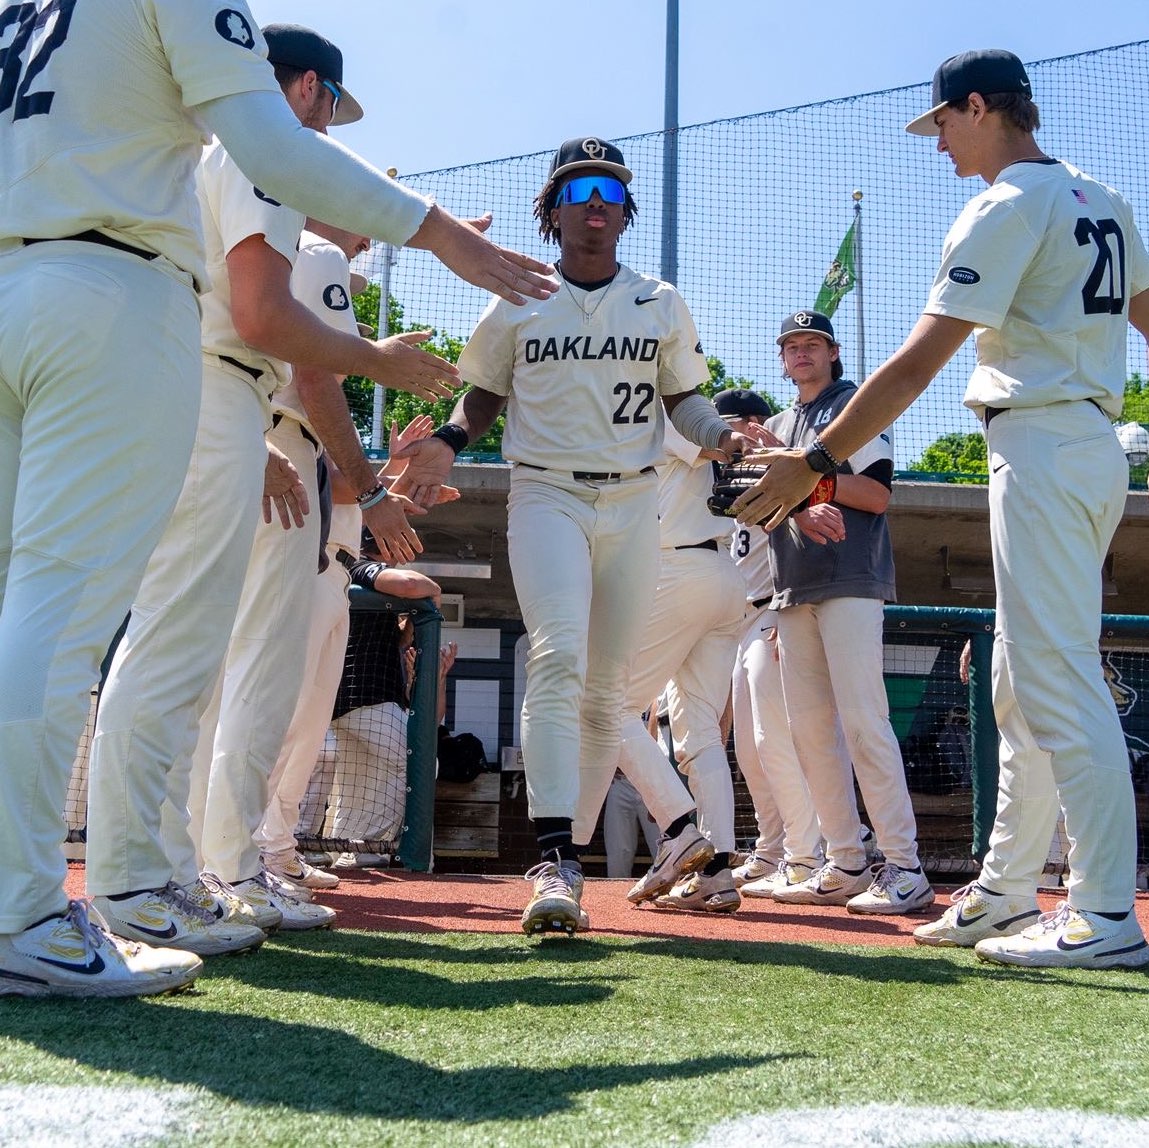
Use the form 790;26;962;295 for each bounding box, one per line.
957;909;987;925
128;922;179;941
38;952;106;976
1056;935;1107;951
635;296;657;306
892;887;919;902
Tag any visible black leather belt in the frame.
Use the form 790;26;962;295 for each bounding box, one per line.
220;354;263;383
270;411;319;450
751;597;771;609
520;463;655;481
22;229;159;262
675;539;719;552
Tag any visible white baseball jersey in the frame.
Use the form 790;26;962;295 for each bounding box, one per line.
197;138;305;394
925;158;1149;419
730;520;772;603
272;230;362;439
656;421;729;549
459;264;709;473
0;0;279;287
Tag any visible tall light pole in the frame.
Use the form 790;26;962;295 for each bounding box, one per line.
661;0;679;286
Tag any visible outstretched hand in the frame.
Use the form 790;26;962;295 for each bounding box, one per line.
370;332;458;402
263;443;310;529
732;448;819;529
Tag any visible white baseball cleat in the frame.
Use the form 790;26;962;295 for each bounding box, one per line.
233;870;336;932
265;852;340;891
974;902;1149;969
913;881;1039;947
521;861;584;937
730;854;776;889
183;872;265;930
93;883;266;956
771;863;873;906
627;824;715;905
741;860;818;900
847;863;935;915
654;869;741;914
0;900;202;998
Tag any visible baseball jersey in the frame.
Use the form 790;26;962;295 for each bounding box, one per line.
0;0;279;287
925;158;1149;419
731;521;773;604
197;138;305;395
657;421;730;549
272;230;362;439
766;380;896;609
458;264;709;473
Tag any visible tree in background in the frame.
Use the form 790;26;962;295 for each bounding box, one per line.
344;295;779;453
1121;372;1149;486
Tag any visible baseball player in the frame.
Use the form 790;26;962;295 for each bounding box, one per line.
716;389;832;899
573;418;749;914
756;310;933;917
0;0;556;1000
397;137;758;935
738;51;1149;968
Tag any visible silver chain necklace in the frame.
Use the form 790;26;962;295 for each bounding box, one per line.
557;261;617;324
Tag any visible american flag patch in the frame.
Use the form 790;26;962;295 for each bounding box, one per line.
1072;189;1088;205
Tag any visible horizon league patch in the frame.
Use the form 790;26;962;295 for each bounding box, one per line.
323;284;351;311
948;266;981;285
214;9;256;49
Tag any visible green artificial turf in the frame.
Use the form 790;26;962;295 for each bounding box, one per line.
2;929;1148;1147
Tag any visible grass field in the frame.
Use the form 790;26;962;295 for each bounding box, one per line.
3;927;1149;1147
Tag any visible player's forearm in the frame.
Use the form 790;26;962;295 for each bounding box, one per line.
445;386;507;442
831;473;891;515
817;314;974;465
200;91;429;248
294;369;377;497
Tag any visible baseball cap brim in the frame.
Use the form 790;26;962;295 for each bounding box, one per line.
357;321;375;338
330;86;363;127
349;271;368;295
550;158;633;185
905;100;947;136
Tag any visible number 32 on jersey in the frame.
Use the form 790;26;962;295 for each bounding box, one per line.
0;0;76;121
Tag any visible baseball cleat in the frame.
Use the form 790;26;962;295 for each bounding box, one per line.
974;902;1149;969
265;852;340;891
93;883;266;956
771;862;874;906
182;872;264;930
0;900;202;999
913;881;1039;947
521;860;584;937
847;863;935;915
730;854;777;889
654;869;741;914
233;870;336;932
627;824;715;905
741;860;818;900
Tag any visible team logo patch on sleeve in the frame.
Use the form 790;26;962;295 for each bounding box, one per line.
323;284;351;311
215;10;256;49
948;266;981;285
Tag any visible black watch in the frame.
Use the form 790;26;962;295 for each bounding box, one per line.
804;438;839;475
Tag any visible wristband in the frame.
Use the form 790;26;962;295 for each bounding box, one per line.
804;437;840;475
358;486;392;510
431;423;470;456
355;481;387;506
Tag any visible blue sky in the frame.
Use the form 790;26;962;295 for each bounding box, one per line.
244;1;1149;176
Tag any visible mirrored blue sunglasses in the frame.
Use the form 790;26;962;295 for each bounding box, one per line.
558;175;626;205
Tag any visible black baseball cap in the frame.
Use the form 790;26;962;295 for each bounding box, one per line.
547;137;633;186
905;49;1032;136
714;388;773;419
263;23;363;127
776;310;836;346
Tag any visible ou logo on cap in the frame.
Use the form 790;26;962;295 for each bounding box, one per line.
793;312;813;327
581;138;608;160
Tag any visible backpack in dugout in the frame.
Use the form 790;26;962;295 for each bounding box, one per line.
437;727;490;784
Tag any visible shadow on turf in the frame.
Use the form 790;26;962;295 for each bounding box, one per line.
2;1000;793;1122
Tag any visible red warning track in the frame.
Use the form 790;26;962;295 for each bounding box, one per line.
65;865;1149;945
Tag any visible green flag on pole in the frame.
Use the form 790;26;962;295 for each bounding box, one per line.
813;220;857;318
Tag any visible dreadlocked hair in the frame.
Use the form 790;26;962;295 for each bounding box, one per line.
533;176;639;245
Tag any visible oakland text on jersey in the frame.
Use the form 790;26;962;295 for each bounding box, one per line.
523;334;660;364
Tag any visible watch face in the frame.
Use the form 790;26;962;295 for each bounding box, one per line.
804;443;835;474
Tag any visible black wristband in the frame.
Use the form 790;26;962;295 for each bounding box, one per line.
804;437;840;475
431;423;470;456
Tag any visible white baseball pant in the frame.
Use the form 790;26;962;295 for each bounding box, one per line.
86;356;265;898
979;400;1134;912
507;469;660;822
732;605;826;867
0;243;200;931
603;771;661;877
776;596;920;871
